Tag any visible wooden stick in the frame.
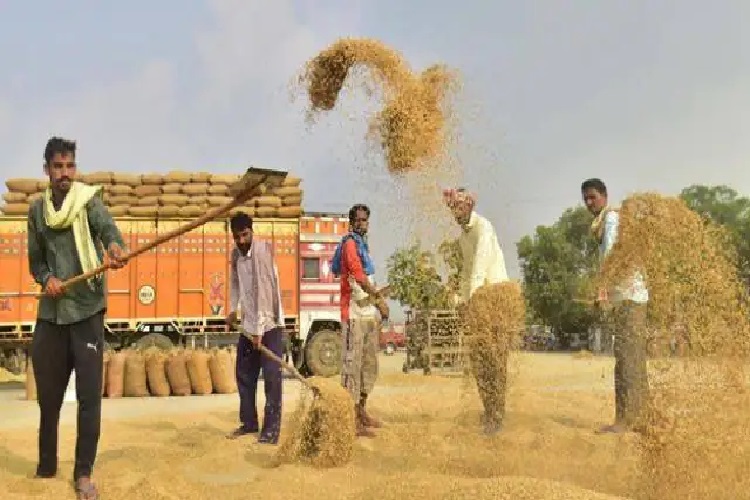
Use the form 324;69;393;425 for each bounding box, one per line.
36;171;280;298
256;343;319;395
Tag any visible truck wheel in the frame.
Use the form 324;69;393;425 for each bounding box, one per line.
304;329;342;377
135;333;174;351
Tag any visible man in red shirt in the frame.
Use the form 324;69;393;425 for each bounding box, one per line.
335;204;389;437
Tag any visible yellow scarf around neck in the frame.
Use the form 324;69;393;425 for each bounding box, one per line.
43;181;103;289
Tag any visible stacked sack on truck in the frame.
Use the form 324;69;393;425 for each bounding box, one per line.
1;170;304;219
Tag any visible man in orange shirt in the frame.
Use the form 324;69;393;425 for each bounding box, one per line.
331;204;389;437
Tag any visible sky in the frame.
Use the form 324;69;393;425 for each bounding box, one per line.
1;0;749;291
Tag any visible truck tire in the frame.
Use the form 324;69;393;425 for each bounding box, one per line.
135;333;174;351
304;329;342;377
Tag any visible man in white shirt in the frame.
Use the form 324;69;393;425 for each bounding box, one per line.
582;178;650;434
444;187;510;435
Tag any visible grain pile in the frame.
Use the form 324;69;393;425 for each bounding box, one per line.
298;37;458;174
597;193;750;499
1;172;305;219
277;376;356;468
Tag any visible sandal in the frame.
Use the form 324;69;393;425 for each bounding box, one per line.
75;478;99;500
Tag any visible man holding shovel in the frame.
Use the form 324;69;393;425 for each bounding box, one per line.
332;203;389;438
443;188;510;436
28;136;127;500
225;211;286;445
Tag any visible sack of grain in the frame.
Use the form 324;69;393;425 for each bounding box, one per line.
252;195;282;208
186;349;213;395
161;183;182;195
255;206;276;218
158;205;180;217
178;205;204;218
159;194;189;206
207;196;232;207
3;203;29;215
165;349;192;396
136;196;159;207
123;349;149;397
109;195;136;206
277;206;302;218
229;346;237;370
140;174;164;186
2;192;27;203
108;206;129;217
134;185;162;197
282;195;302;206
36;180;50;192
181;183;209;196
82;172;113;185
145;350;171;397
28;192;43;203
109;184;133;196
102;351;110;396
191;196;208;207
209;174;240;185
230;206;254;217
129;206;158;217
273;186;302;198
281;175;301;187
112;173;141;187
208;349;235;394
107;351;126;398
5;179;39;194
207;184;228;196
164;171;191;183
25;358;37;401
191;172;212;183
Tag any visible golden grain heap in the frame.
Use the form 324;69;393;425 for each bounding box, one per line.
276;376;356;468
1;171;304;219
298;37;458;174
597;193;750;500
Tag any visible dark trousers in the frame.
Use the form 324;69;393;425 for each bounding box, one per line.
236;328;283;440
609;301;650;429
31;311;104;480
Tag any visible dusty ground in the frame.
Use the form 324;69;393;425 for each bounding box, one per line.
0;352;721;499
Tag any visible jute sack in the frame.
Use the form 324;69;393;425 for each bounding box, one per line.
165;350;192;396
134;185;161;197
191;172;212;183
229;206;254;217
129;206;158;217
178;205;204;218
5;179;38;194
207;196;232;207
102;351;111;396
109;195;137;206
136;196;159;207
191;196;208;207
208;349;235;394
25;358;37;401
109;184;133;196
83;172;113;185
123;349;149;397
164;171;191;183
161;183;182;195
37;180;49;191
3;192;27;203
158;205;180;217
252;195;282;208
282;195;302;206
145;350;171;397
159;194;189;206
207;184;228;196
181;183;209;196
108;206;129;217
273;186;302;198
277;206;302;218
140;174;164;186
209;174;239;185
255;206;276;218
107;351;126;398
3;203;29;215
186;350;213;395
27;193;43;203
281;175;301;187
112;173;141;187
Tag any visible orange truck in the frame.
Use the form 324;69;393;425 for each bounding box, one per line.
0;211;350;377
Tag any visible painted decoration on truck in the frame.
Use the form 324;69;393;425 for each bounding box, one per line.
138;285;156;305
209;272;225;316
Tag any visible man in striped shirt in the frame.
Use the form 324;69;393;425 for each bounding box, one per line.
582;178;650;434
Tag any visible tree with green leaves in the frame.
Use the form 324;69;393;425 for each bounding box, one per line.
516;206;599;346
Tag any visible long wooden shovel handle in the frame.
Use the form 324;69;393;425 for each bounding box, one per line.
256;343;318;394
36;185;262;298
